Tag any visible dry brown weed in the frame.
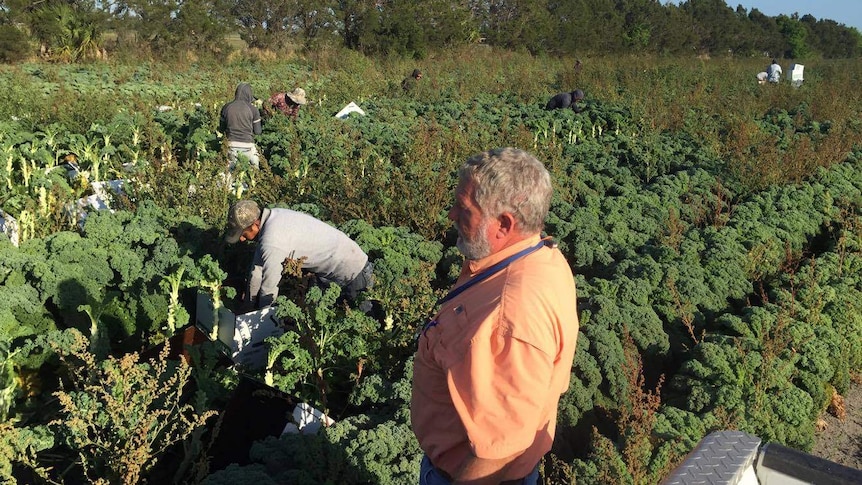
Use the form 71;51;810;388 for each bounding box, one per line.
829;388;847;420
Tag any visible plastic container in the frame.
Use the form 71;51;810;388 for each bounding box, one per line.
195;290;284;369
0;208;19;246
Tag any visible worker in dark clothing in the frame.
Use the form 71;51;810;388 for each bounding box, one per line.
219;83;262;170
545;89;586;112
402;69;422;92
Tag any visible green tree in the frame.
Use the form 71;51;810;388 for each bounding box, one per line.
230;0;292;49
416;0;476;49
27;0;107;61
173;0;233;53
336;0;374;50
776;14;810;59
117;0;231;56
480;0;556;54
680;0;746;54
653;1;699;54
548;0;626;54
360;2;425;57
0;24;31;62
618;0;665;51
747;7;785;58
290;0;338;46
800;15;862;58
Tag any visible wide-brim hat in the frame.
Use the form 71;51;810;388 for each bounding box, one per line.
225;200;261;244
286;88;308;105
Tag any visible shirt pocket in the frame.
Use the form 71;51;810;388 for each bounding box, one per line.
432;304;477;370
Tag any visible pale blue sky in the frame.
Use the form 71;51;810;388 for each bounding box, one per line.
664;1;862;32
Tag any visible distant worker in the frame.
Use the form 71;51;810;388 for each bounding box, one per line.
574;59;582;74
266;87;308;120
402;69;422;92
224;200;374;310
545;89;586;113
767;59;782;84
219;83;262;170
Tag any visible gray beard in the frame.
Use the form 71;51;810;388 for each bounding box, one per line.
456;225;492;260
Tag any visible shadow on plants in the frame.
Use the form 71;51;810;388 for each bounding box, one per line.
206;374;299;472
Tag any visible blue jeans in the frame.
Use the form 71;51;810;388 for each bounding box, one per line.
419;455;539;485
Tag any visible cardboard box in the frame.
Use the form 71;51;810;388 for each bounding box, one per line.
195;291;284;369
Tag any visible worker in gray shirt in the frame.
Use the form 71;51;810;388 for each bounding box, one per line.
224;200;374;310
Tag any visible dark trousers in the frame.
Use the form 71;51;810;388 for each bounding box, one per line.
419;455;539;485
344;260;374;301
315;261;374;302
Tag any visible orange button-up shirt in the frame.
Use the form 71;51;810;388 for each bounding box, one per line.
411;235;579;480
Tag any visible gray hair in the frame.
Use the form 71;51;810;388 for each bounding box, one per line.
458;147;552;234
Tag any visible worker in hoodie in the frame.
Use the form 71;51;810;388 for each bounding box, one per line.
219;83;262;170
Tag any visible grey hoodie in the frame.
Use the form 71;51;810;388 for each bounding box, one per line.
219;83;262;143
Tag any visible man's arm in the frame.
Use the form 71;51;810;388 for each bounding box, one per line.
252;107;262;135
246;248;264;310
256;244;285;307
218;107;227;133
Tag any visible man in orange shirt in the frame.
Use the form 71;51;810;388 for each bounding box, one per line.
412;147;579;484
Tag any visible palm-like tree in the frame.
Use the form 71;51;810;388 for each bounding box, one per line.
29;2;106;62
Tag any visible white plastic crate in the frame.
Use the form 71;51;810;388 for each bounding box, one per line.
195;291;284;369
194;290;237;348
787;63;804;87
280;402;336;435
70;179;126;228
0;209;19;247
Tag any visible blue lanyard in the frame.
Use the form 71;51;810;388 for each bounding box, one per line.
419;239;549;340
437;239;548;306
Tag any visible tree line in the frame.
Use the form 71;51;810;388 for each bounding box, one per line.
1;0;860;62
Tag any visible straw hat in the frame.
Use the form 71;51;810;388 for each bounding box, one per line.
286;88;308;105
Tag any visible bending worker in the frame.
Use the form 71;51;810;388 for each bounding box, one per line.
545;89;585;113
266;87;308;120
224;200;373;310
412;148;579;484
402;68;423;92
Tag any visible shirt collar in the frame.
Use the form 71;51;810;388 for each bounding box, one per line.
463;234;542;277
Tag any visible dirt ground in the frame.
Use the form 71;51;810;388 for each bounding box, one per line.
809;382;862;471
